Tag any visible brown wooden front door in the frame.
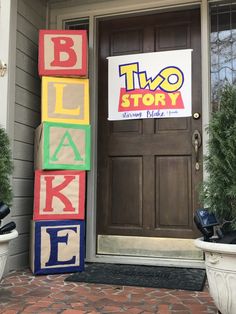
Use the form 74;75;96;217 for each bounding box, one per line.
97;9;202;242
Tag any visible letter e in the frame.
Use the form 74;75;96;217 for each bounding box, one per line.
45;227;77;266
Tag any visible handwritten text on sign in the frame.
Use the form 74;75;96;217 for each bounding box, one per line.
108;50;192;120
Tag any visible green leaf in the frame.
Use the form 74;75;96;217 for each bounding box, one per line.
0;126;13;205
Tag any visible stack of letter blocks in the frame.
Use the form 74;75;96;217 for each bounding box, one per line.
30;30;90;275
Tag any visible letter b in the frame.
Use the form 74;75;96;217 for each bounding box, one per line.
38;30;87;77
50;37;77;67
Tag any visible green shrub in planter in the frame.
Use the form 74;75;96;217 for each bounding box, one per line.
0;126;13;206
200;84;236;231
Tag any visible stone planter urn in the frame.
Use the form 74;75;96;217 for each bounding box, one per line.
0;229;18;281
195;238;236;314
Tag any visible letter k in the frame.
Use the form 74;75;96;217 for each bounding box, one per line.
43;175;76;212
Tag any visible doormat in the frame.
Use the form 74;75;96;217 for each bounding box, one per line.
65;263;206;291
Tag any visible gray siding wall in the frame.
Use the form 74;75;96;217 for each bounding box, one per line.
8;0;47;271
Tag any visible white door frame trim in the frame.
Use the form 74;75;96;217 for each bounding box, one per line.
0;0;17;135
53;0;211;268
0;0;17;275
0;0;12;129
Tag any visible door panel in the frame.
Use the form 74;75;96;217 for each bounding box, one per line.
157;156;191;227
110;157;142;228
111;29;143;55
97;9;202;240
157;24;189;50
111;120;142;133
157;118;189;131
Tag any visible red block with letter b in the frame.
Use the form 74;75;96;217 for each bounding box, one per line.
38;30;87;77
33;170;85;220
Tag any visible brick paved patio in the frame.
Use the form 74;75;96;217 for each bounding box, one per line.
0;269;218;313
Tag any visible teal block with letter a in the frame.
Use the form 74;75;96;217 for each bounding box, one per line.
34;121;91;170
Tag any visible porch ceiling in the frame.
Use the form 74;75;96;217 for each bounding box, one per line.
48;0;116;4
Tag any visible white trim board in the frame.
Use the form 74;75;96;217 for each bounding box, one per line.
0;0;11;129
49;0;201;27
0;0;17;133
90;254;205;269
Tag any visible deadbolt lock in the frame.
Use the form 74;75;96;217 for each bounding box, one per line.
193;112;201;120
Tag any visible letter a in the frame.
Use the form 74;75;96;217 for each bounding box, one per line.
51;130;83;162
50;37;77;67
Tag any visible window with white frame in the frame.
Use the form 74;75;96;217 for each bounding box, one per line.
210;2;236;109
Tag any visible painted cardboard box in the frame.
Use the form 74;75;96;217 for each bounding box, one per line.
33;170;85;221
30;220;85;275
34;122;91;170
41;76;89;125
38;30;87;77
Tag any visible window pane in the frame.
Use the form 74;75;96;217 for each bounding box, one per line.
65;19;89;36
210;3;236;110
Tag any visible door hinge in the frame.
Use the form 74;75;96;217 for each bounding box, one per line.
0;60;7;77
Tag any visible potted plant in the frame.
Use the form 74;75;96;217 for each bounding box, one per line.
195;84;236;314
0;126;18;281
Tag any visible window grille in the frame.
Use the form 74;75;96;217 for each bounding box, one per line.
210;2;236;109
65;19;89;35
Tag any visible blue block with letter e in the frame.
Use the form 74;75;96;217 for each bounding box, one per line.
30;220;85;274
